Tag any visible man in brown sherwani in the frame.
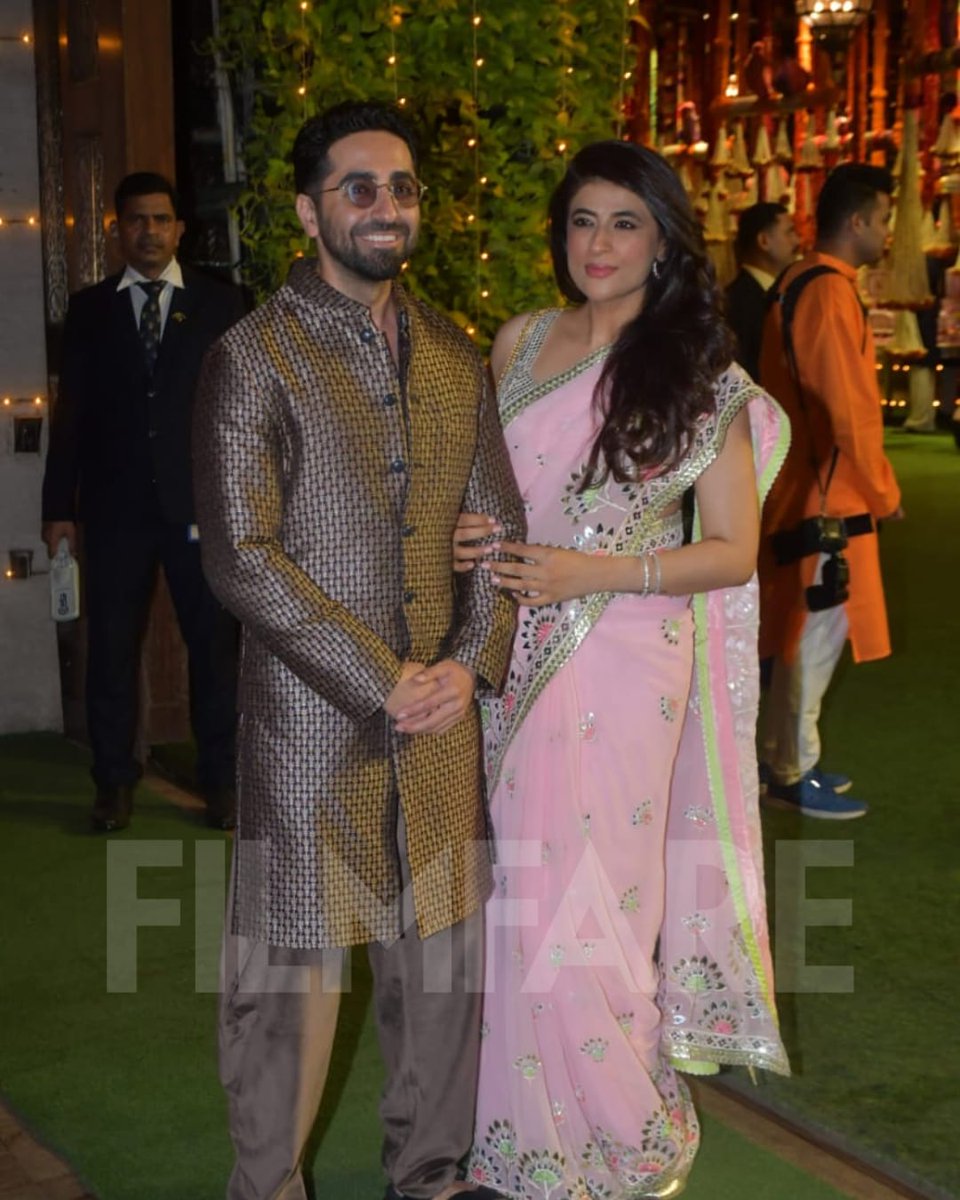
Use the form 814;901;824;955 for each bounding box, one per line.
194;102;523;1200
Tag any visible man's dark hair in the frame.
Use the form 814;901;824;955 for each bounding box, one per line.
816;163;893;240
114;172;179;218
292;101;419;195
734;202;788;261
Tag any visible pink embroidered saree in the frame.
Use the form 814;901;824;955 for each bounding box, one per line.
468;311;789;1200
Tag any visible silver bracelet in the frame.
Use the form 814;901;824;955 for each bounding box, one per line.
652;551;662;596
641;552;650;597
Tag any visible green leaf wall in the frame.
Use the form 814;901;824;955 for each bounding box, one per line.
216;0;630;347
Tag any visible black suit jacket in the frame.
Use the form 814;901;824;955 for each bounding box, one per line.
42;266;245;527
724;268;770;384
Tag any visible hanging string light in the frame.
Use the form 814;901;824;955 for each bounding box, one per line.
557;0;573;159
466;0;484;338
389;5;405;106
617;0;639;138
0;216;40;228
296;1;310;110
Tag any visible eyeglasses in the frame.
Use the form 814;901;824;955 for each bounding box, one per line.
318;176;427;209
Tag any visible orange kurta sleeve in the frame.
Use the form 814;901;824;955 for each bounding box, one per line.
790;271;901;519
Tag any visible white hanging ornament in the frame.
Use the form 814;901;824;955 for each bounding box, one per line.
710;123;731;170
796;126;823;171
888;309;926;358
823;109;841;152
764;162;789;204
729;121;752;177
774;119;792;164
883;110;934;308
752;123;772;168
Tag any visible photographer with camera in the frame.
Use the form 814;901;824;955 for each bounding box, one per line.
758;164;904;819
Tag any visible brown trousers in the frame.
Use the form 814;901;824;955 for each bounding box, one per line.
219;824;484;1200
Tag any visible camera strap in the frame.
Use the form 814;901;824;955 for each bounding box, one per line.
773;264;866;514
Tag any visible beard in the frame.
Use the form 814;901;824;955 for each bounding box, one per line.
317;214;416;282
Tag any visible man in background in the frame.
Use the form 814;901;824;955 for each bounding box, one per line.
41;172;244;832
726;201;799;381
758;164;903;819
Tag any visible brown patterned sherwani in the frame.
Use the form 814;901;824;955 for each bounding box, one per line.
194;258;524;951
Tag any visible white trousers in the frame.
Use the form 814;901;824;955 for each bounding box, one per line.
763;558;850;785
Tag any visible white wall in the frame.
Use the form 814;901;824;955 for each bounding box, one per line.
0;0;62;733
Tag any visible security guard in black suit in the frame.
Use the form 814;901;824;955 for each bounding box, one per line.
725;201;800;382
41;172;245;831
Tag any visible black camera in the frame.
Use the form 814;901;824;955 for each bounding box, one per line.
771;514;848;566
810;515;848;554
806;551;850;612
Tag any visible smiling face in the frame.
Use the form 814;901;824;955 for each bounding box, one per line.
564;179;665;316
295;130;420;300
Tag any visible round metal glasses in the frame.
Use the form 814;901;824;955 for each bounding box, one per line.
318;177;427;209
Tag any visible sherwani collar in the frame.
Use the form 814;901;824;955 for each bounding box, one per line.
285;257;409;319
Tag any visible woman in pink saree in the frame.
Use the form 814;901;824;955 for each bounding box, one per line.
456;143;789;1199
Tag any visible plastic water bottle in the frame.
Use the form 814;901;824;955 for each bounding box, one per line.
50;537;80;622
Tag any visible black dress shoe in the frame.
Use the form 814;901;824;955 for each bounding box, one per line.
91;785;133;832
203;787;236;831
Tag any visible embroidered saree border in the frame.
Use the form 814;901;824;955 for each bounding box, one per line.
486;368;757;792
498;308;611;429
668;386;791;1077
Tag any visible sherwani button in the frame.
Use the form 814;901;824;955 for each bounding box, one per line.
403;589;416;604
383;393;398;408
401;524;415;538
359;327;375;344
390;458;406;474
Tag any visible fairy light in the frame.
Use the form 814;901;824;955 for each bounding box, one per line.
0;217;40;228
469;0;484;338
558;0;573;161
0;32;32;43
296;2;309;111
616;0;634;137
389;6;402;103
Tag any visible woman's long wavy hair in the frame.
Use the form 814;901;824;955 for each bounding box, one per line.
549;140;734;487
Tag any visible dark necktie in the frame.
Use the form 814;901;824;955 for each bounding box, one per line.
137;280;164;373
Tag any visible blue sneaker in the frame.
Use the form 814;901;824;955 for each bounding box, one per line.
764;769;868;820
810;764;853;794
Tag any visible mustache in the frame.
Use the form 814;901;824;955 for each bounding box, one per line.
353;221;409;237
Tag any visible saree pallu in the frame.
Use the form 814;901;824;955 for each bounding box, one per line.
468;312;789;1200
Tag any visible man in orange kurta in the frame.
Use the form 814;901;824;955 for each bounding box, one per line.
759;164;903;818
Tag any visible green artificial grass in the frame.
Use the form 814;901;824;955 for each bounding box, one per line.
750;430;960;1197
2;735;851;1200
0;432;956;1199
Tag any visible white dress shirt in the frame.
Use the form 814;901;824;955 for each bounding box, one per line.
116;258;185;336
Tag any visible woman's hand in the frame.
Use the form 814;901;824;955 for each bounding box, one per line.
453;512;502;573
484;541;607;606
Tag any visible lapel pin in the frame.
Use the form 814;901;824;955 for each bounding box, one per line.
172;311;187;323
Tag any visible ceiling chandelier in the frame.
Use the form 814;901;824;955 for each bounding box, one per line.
795;0;874;35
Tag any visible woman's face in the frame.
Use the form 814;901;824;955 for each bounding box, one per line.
565;178;665;311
